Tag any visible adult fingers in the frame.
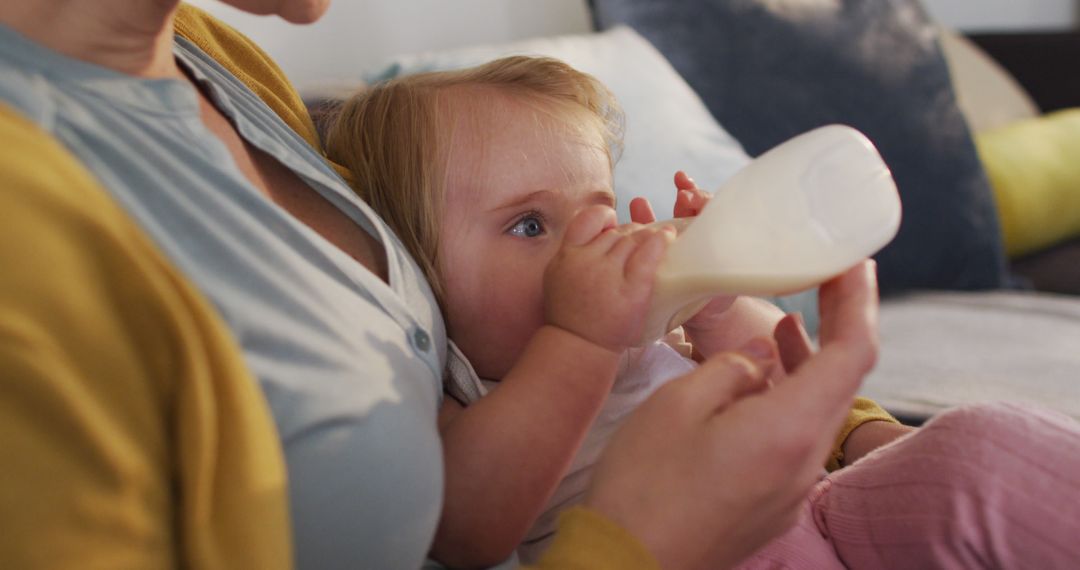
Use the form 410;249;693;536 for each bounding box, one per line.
663;337;779;417
564;205;617;247
774;313;814;374
768;261;879;429
818;260;879;348
714;338;779;400
583;338;782;570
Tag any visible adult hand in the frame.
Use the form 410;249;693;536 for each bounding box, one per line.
584;261;880;569
774;295;916;468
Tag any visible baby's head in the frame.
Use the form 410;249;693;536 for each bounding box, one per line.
325;56;624;379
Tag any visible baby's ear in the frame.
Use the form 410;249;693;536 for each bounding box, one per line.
565;205;617;246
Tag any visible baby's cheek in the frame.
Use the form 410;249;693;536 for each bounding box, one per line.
495;278;544;334
502;285;547;352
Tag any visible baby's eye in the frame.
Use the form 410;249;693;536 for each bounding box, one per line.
508;214;546;238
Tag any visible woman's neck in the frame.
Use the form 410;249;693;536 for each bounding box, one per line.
0;0;182;78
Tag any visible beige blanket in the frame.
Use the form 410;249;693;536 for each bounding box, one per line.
861;291;1080;421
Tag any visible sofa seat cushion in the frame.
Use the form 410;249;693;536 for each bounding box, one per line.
861;291;1080;422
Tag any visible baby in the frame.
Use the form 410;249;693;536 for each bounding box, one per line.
323;56;902;567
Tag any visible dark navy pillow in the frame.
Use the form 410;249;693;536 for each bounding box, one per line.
591;0;1012;294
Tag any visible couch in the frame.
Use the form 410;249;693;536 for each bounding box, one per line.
966;30;1080;295
301;0;1080;424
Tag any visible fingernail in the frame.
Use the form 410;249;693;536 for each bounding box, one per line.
790;312;805;327
739;337;775;360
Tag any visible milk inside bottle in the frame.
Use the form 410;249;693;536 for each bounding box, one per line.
638;124;902;345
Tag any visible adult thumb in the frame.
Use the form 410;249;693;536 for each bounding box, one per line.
564;205;617;247
684;337;779;410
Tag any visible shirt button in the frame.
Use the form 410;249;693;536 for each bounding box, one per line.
412;329;431;353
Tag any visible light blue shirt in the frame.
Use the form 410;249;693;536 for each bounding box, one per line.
0;23;446;570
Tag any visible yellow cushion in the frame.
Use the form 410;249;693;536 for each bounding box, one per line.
976;108;1080;257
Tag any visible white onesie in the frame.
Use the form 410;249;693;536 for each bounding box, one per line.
444;338;697;564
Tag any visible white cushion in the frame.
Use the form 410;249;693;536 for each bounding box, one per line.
362;26;752;223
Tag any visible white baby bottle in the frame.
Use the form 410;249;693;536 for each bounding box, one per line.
638;124;902;345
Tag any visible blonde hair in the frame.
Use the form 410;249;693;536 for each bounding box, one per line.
323;55;625;306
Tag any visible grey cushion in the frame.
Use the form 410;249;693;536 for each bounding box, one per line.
590;0;1012;295
862;291;1080;421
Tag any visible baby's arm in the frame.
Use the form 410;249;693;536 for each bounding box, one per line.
431;206;673;568
433;328;622;567
645;172;913;465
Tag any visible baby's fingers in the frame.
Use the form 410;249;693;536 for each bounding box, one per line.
565;205;618;247
674;188;712;218
624;229;672;284
630;197;658;225
674;170;698;191
674;171;711;217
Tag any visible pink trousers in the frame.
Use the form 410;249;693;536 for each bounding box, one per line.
738;402;1080;569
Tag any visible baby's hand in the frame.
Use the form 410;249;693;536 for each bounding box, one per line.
544;205;675;352
672;170;712;218
629;172;737;333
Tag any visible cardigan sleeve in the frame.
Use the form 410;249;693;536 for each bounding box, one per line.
827;397;900;471
525;508;661;570
0;103;291;570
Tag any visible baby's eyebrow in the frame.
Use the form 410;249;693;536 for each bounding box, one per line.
488;189;556;213
488;188;615;213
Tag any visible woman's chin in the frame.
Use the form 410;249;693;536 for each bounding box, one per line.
278;0;331;24
216;0;331;24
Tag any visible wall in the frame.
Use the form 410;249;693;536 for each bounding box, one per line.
187;0;1077;87
922;0;1078;31
185;0;591;88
